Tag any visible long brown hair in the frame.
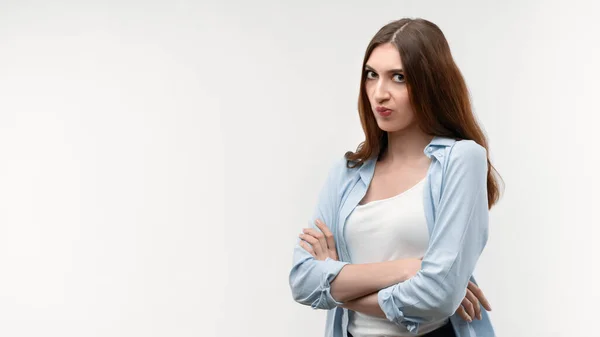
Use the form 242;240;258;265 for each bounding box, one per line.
345;18;503;209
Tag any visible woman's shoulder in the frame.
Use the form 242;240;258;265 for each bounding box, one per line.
330;154;361;176
449;139;487;162
322;154;367;189
444;139;488;177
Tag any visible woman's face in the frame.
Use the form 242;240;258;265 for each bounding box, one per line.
364;43;416;133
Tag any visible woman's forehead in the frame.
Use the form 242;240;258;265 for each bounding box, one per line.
366;44;403;72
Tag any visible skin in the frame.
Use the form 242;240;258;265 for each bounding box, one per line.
299;42;492;323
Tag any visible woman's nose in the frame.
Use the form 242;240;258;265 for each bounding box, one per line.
373;81;390;102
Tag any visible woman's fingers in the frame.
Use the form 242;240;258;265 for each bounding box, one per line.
468;281;492;311
456;304;472;322
315;219;335;248
299;240;315;257
302;228;327;255
461;295;475;321
465;288;482;320
299;233;323;256
315;219;338;260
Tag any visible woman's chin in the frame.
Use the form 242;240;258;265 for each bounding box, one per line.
377;121;408;133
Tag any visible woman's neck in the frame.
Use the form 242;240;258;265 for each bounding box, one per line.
382;127;434;164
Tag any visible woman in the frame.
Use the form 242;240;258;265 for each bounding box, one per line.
289;18;502;337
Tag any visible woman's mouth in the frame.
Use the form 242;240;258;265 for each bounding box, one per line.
376;106;392;117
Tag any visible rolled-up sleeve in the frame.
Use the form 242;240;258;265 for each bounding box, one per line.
289;157;350;310
378;141;490;333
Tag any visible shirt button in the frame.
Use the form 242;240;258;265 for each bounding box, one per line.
427;147;434;153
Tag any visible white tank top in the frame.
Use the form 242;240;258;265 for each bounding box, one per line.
345;177;449;337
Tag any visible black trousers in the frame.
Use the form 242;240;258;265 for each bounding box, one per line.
422;321;456;337
347;320;456;337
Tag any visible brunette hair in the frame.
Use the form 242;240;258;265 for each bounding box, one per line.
345;18;503;208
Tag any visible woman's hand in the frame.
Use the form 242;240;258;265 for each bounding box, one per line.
299;219;338;261
455;281;492;322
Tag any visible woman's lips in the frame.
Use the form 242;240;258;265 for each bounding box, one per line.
376;106;392;117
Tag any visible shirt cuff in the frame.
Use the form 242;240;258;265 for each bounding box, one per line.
378;285;421;333
311;257;349;309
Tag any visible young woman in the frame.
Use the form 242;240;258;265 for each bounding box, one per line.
289;18;502;337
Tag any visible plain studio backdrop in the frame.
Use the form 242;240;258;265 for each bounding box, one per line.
0;0;598;336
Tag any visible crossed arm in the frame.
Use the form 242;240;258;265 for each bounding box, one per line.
299;220;491;322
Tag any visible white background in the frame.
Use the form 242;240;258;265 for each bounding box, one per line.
1;1;598;336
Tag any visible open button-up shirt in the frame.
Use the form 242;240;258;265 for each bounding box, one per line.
289;136;495;337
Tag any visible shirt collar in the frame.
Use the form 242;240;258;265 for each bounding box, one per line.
357;136;455;183
424;136;455;158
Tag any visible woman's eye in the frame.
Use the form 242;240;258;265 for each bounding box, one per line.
365;70;377;79
393;73;405;83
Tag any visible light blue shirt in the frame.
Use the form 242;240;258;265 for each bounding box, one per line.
289;136;496;337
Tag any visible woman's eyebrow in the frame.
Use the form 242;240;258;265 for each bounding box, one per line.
365;64;404;73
